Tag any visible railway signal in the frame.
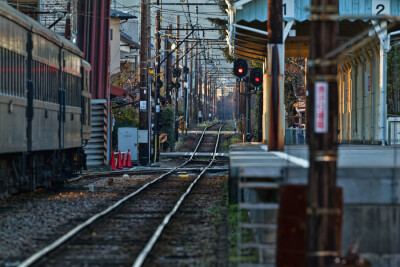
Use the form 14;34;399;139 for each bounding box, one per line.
153;79;163;89
172;67;181;77
233;58;248;78
250;67;263;87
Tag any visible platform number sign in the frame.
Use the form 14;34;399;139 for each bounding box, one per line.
314;81;328;134
372;0;390;15
282;0;294;18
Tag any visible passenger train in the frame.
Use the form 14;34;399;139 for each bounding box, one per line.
0;2;91;196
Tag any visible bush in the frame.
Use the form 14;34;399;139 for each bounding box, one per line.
111;105;139;150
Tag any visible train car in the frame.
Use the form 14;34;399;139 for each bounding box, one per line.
0;2;91;197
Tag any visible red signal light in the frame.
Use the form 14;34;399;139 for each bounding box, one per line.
238;68;243;73
255;77;260;82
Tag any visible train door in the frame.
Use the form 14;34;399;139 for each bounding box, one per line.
59;50;66;149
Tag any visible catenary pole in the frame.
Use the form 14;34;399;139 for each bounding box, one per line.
154;9;161;162
266;0;284;150
139;0;149;165
307;0;340;266
174;15;180;141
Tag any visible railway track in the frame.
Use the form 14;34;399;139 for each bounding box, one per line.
19;123;225;267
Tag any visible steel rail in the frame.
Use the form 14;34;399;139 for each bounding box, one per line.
18;122;223;267
132;123;225;267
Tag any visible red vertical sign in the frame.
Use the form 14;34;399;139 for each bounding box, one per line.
315;81;328;133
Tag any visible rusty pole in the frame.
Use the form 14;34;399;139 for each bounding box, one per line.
139;0;149;165
194;45;199;123
198;58;203;122
154;10;161;162
184;23;189;130
65;1;71;40
307;0;340;266
266;0;284;151
203;65;207;122
189;45;193;127
165;24;172;105
174;15;180;141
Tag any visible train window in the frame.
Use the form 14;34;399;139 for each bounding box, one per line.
12;52;15;96
10;52;13;96
0;48;2;93
17;54;20;97
6;50;9;95
15;53;18;97
45;65;48;101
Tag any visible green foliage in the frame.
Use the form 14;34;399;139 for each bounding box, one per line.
251;61;263;68
206;17;228;41
227;204;258;263
221;134;241;152
222;46;236;64
387;47;400;114
111;105;139;150
174;136;184;151
160;106;175;151
285;82;298;127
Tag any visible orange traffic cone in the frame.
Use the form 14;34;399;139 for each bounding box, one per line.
110;151;116;171
126;149;132;168
121;152;126;168
117;150;123;169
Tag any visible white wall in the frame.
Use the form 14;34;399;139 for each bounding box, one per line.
110;18;121;75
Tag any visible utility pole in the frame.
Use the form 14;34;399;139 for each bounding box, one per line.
165;24;172;105
307;0;340;266
239;79;246;135
174;15;180;141
258;91;263;141
266;0;284;151
203;65;207;122
189;45;193;127
139;0;149;165
194;45;199;124
184;23;189;131
154;9;161;162
198;57;203;123
65;1;71;40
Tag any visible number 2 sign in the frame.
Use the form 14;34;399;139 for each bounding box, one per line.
372;0;390;15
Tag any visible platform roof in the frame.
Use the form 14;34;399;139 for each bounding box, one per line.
227;0;400;61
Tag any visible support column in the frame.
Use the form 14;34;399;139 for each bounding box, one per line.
174;16;180;141
307;1;340;266
139;0;149;165
194;46;199;124
265;0;284;151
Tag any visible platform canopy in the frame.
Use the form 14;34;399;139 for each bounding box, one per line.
226;0;400;61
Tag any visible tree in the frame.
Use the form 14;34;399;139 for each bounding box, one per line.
387;46;400;115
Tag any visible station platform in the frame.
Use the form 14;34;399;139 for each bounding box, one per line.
229;143;400;266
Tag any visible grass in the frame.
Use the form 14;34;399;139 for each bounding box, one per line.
227;204;258;264
221;134;242;153
173;136;184;151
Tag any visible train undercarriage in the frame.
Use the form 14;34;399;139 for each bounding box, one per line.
0;148;85;198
